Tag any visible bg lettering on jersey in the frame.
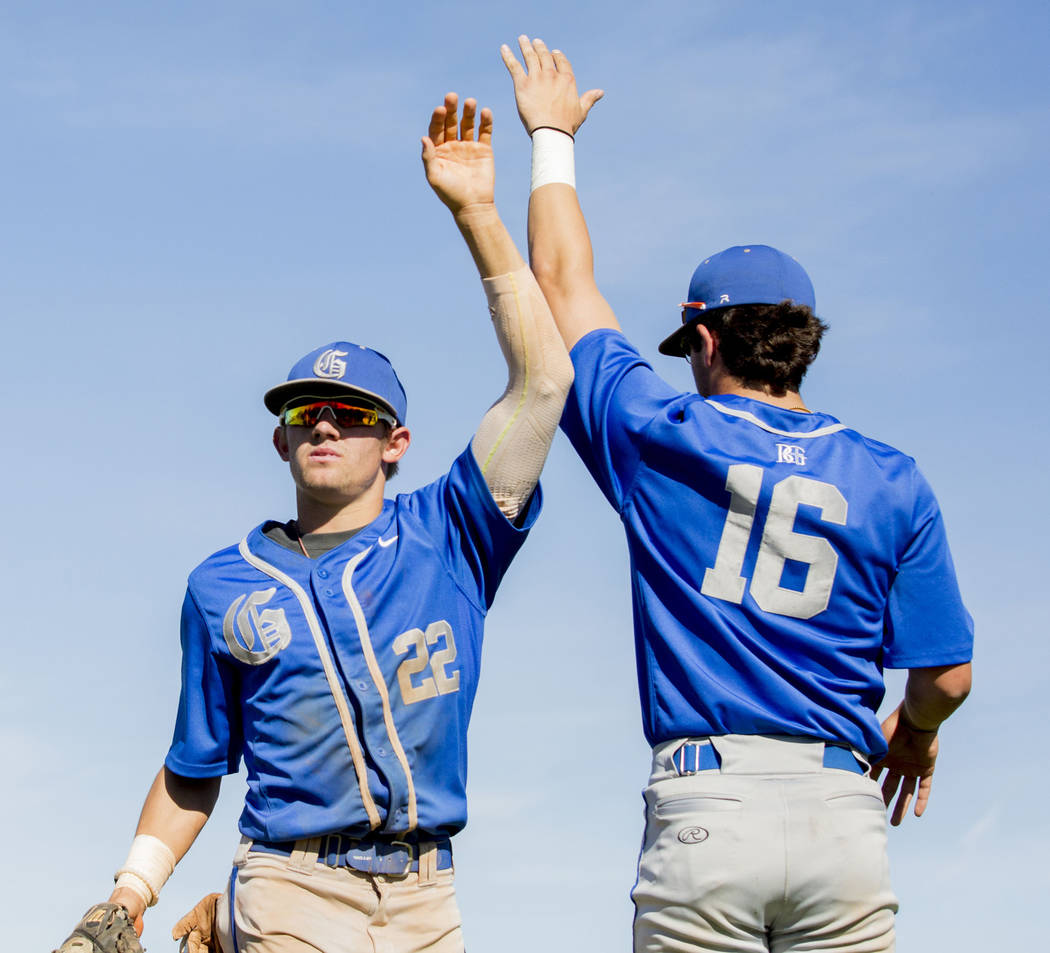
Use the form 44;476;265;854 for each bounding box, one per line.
776;443;806;466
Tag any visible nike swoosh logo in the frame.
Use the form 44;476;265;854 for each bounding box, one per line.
377;534;398;548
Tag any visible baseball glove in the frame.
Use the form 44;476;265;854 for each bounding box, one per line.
53;903;145;953
172;892;222;953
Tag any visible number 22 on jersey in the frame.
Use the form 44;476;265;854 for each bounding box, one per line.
701;464;848;620
393;620;460;705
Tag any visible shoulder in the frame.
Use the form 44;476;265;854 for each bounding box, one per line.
392;445;485;509
569;327;648;370
392;444;538;545
186;524;269;590
798;421;939;528
837;426;926;486
568;329;689;422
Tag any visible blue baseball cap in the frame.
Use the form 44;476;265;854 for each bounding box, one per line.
264;342;408;424
658;245;816;355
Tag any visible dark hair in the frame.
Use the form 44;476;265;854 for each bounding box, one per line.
692;301;829;395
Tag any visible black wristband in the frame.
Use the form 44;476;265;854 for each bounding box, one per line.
529;124;574;140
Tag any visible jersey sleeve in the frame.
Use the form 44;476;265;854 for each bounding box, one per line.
407;445;542;610
165;586;243;778
561;329;681;511
882;468;974;668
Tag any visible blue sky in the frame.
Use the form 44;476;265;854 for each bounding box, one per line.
3;1;1047;949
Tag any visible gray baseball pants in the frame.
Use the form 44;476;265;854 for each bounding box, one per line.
632;734;897;952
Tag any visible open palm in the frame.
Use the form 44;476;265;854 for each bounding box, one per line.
422;93;495;213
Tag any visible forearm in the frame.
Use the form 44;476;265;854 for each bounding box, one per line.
454;203;525;278
526;149;619;349
471;265;573;519
901;662;972;731
527;173;594;284
110;767;220;917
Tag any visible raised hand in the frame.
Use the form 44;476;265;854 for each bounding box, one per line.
500;36;603;136
421;92;494;215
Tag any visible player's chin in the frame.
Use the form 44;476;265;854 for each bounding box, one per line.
300;477;370;504
301;475;347;494
295;459;347;483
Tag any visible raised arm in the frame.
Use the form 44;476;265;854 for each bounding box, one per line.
501;36;617;351
421;93;573;520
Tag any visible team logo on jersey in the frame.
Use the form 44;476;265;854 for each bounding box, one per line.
222;588;292;665
776;443;807;466
313;348;348;380
677;826;709;844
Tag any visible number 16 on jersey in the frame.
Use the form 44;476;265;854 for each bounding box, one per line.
701;464;848;621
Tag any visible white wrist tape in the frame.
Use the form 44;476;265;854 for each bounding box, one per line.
114;834;176;907
530;127;575;192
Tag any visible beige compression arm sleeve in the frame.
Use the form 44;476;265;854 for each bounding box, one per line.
471;265;574;520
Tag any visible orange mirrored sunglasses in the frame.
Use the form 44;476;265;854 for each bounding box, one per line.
281;400;396;429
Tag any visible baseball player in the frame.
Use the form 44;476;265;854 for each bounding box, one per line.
501;37;974;952
54;93;572;953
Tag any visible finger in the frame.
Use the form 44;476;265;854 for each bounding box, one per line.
518;34;540;73
428;106;447;146
880;771;901;808
500;44;526;81
478;107;493;146
420;136;436;163
891;776;916;827
443;92;459;144
533;38;556;72
580;88;605;116
551;49;574;74
914;775;933;817
460;98;477;142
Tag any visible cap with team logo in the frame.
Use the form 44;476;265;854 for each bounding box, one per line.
263;341;408;423
658;245;816;356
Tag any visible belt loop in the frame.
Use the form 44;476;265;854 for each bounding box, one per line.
672;740;720;775
322;833;339;868
233;836;252;867
417;841;437;886
289;836;322;873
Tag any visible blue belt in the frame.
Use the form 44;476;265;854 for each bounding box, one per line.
674;741;866;775
251;833;453;876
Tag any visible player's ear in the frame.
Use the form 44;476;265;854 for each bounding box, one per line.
695;325;719;368
273;425;291;461
382;426;411;466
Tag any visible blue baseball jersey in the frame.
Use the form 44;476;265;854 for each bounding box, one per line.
165;446;540;841
562;330;972;760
